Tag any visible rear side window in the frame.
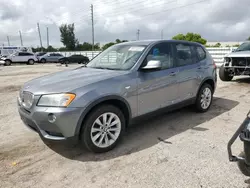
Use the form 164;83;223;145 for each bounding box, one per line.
173;43;197;67
195;46;206;61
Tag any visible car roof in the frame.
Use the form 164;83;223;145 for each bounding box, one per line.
115;39;203;46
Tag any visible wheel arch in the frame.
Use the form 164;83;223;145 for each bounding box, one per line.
75;95;132;137
196;77;215;96
5;59;12;62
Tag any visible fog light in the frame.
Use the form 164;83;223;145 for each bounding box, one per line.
48;113;56;123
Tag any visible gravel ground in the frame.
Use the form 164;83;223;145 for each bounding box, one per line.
0;64;250;188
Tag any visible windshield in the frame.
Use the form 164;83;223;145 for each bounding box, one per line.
235;42;250;52
86;44;146;70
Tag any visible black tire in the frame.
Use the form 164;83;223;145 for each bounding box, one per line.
237;152;250;177
195;83;213;113
4;60;11;66
40;58;46;63
28;59;35;65
219;65;233;81
80;105;125;153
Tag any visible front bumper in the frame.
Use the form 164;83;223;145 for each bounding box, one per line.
0;60;5;65
18;104;84;141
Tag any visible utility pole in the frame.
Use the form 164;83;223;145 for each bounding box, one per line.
161;29;164;39
91;4;95;58
46;27;49;48
19;31;23;46
136;29;140;40
7;36;10;46
37;22;43;49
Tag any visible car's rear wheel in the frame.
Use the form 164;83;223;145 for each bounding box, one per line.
195;83;213;112
28;59;35;65
219;65;233;81
4;60;11;66
237;152;250;177
40;58;46;63
81;105;125;153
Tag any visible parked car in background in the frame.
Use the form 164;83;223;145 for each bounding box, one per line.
0;51;37;66
39;53;64;63
35;52;47;59
17;40;217;153
219;41;250;81
59;54;90;64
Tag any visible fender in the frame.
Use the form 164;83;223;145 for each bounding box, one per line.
196;77;216;97
74;95;132;136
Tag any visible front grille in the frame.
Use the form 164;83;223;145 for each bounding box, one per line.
232;57;250;67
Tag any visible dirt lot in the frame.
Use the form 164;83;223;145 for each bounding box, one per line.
0;64;250;188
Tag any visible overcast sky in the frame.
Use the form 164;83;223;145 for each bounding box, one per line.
0;0;249;47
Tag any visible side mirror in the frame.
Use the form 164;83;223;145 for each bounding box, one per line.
141;60;162;70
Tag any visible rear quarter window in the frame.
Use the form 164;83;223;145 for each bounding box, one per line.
195;46;206;61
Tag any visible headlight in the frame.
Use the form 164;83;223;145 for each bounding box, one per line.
18;91;34;109
37;93;76;107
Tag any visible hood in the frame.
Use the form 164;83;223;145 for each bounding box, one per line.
23;67;128;95
225;51;250;58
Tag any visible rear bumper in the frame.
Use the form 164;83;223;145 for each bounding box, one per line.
18;104;84;142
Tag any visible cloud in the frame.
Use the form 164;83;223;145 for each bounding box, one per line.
0;0;250;47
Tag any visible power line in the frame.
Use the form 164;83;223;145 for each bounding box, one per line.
95;0;176;18
99;0;209;24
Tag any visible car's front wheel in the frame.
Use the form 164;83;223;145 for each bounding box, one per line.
195;83;213;112
28;59;35;65
219;65;233;81
81;105;125;153
4;60;11;66
40;58;46;63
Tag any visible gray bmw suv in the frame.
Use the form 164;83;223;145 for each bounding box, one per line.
18;40;217;153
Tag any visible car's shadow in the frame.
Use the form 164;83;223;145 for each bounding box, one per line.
43;97;239;162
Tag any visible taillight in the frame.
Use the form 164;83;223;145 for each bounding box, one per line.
213;60;217;69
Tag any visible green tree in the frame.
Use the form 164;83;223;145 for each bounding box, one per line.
76;42;101;51
102;42;115;50
214;43;221;47
32;47;46;52
47;45;57;52
58;47;68;51
172;32;207;45
247;37;250;41
59;23;78;50
102;39;128;50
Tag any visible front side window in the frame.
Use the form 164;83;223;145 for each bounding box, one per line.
144;43;173;70
174;43;196;67
87;44;146;70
